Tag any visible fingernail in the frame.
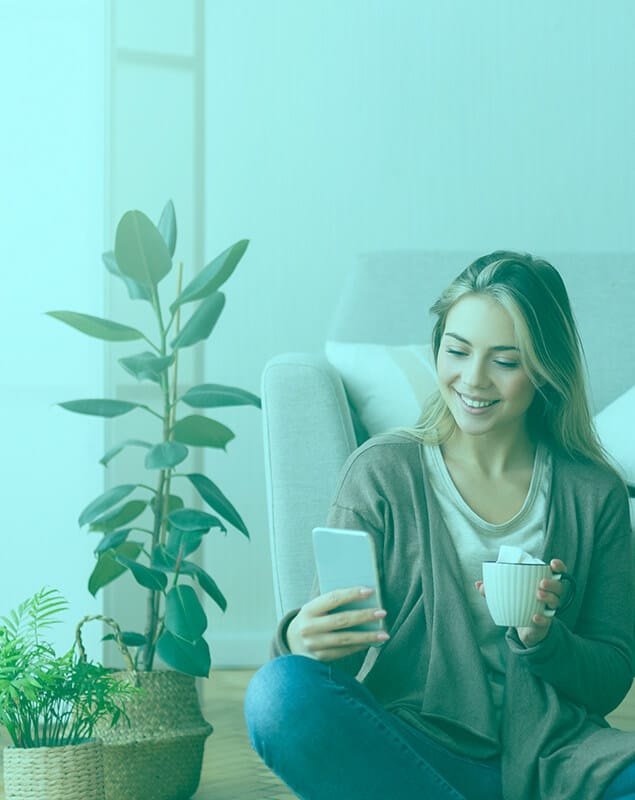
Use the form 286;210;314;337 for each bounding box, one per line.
360;587;373;596
377;632;390;641
373;609;387;618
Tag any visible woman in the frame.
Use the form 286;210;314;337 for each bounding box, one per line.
245;252;635;800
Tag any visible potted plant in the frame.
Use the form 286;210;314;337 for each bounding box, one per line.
0;588;135;800
45;201;260;799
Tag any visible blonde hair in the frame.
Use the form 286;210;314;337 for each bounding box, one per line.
408;251;614;470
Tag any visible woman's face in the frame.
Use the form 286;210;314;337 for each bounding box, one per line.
436;294;537;440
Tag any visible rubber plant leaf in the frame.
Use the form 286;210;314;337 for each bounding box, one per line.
170;292;225;350
121;632;147;647
156;630;211;677
88;500;148;532
151;544;178;572
88;542;143;596
102;631;147;647
46;310;144;342
118;352;174;383
100;439;152;467
168;508;225;532
115;210;172;288
165;584;207;641
59;399;143;418
154;493;185;515
78;484;137;526
94;528;132;554
115;555;168;592
171;239;248;312
172;415;234;449
166;528;207;559
157;199;177;257
186;473;249;538
144;442;189;470
187;563;228;612
180;383;261;409
102;250;153;301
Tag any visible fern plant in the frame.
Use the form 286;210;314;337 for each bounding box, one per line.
0;588;135;748
46;202;259;677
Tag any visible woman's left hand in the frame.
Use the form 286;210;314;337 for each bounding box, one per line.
515;558;569;646
475;558;569;648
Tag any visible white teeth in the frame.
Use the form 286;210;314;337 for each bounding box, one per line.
461;395;497;408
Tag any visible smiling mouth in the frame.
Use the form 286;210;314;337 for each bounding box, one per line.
457;392;500;409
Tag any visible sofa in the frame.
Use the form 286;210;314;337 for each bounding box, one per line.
261;251;635;620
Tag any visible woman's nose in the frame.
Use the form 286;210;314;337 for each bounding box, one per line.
462;357;491;389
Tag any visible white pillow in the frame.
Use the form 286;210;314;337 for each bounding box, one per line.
594;385;635;485
325;341;438;436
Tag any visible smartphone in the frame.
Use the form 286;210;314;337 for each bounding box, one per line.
311;526;385;636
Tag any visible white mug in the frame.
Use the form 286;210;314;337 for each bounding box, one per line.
481;561;575;627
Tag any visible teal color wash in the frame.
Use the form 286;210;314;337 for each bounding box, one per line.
202;0;635;663
2;1;635;666
0;0;107;658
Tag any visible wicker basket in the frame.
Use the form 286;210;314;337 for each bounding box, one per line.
77;616;213;800
98;670;212;800
3;740;105;800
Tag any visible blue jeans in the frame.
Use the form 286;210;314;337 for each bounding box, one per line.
244;654;503;800
245;655;635;800
603;763;635;800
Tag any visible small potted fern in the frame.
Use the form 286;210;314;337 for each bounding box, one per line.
0;588;134;800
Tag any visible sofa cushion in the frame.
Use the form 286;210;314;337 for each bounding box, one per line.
594;384;635;486
324;341;438;436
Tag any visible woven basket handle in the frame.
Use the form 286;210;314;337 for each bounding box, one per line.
75;614;137;676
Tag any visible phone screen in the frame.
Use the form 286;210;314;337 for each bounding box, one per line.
312;527;384;634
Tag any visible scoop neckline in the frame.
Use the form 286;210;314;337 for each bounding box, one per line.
428;442;548;532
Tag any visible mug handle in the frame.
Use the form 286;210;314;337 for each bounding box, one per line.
542;572;576;617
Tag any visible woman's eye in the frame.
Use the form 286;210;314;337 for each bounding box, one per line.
495;360;519;369
446;348;468;357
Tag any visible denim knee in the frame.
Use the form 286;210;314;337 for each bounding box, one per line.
602;761;635;799
244;655;326;754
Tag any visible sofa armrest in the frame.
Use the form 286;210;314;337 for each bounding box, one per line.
261;353;358;618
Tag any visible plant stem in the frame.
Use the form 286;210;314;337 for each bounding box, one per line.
142;471;164;670
139;404;165;421
141;282;170;672
160;263;183;547
141;265;182;671
170;264;183;424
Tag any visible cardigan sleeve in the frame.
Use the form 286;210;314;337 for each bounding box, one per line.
506;479;634;716
269;442;387;675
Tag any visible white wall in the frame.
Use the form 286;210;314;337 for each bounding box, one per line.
202;0;635;664
0;1;106;656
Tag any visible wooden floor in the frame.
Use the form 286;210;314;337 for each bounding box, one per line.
194;669;294;799
1;670;634;799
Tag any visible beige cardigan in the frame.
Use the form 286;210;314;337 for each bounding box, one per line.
273;433;635;800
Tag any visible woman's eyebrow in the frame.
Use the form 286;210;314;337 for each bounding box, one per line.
444;332;519;352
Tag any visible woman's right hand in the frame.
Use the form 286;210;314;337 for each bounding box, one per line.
286;587;389;662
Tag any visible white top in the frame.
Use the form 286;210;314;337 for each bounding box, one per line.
423;442;551;717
